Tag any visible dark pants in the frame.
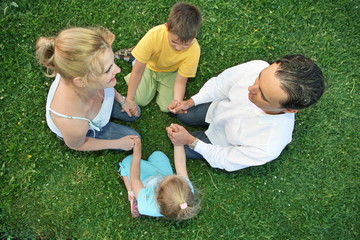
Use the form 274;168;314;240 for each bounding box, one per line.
176;103;212;159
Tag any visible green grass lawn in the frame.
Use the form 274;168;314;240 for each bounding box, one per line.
1;0;359;239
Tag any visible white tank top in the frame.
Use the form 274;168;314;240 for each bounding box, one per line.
45;74;115;137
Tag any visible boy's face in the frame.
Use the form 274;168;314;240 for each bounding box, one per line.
168;32;193;51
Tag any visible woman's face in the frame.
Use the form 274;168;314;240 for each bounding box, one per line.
98;47;121;89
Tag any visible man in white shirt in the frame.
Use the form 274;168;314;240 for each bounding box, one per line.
167;55;325;172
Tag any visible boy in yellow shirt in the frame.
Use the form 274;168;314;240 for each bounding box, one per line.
116;2;201;114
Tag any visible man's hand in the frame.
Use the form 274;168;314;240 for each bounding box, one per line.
167;99;181;113
166;123;195;146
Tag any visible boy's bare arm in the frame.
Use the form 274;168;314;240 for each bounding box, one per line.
122;61;146;117
173;73;188;101
127;61;146;101
168;73;188;112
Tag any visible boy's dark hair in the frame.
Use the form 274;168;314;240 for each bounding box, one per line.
167;2;201;42
275;54;325;110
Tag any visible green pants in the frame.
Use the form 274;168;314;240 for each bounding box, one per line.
124;67;177;112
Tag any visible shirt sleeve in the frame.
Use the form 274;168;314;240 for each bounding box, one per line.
191;60;269;105
137;186;163;217
194;140;279;172
131;31;154;64
177;42;200;78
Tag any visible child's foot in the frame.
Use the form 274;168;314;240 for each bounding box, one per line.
115;47;135;63
130;197;140;218
128;191;140;218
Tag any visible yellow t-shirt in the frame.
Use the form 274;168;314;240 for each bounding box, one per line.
131;24;200;78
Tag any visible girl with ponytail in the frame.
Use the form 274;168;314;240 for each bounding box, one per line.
119;124;201;220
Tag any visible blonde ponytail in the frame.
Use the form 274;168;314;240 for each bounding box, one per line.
36;37;56;77
157;175;201;221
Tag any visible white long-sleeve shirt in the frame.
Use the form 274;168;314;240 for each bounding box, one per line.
191;60;295;171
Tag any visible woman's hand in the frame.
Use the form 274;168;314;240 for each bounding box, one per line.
117;135;139;150
121;99;139;117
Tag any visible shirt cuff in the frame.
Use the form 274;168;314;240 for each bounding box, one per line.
191;94;203;106
194;139;208;154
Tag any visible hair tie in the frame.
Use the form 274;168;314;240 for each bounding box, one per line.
180;202;188;210
47;37;55;48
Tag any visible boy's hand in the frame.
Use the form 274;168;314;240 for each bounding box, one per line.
121;99;139;117
168;99;195;114
167;99;181;113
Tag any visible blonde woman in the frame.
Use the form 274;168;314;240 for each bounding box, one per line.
119;124;200;220
36;27;140;151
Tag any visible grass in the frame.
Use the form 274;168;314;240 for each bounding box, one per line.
0;0;359;239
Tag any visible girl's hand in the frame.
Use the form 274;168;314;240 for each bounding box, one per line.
133;137;142;153
117;135;139;150
127;190;135;201
166;123;194;146
130;137;143;198
166;124;180;134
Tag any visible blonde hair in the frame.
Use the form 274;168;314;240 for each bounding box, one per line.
157;175;201;220
35;27;115;88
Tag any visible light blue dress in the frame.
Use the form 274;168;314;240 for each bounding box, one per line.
119;151;173;217
119;151;194;217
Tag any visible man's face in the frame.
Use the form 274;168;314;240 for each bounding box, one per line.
248;63;289;114
168;32;192;51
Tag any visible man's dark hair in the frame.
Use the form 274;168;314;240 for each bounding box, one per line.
275;54;325;109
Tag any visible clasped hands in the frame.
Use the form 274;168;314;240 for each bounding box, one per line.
166;123;195;146
123;124;193;151
121;97;194;116
121;97;195;149
121;98;139;117
167;99;194;114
